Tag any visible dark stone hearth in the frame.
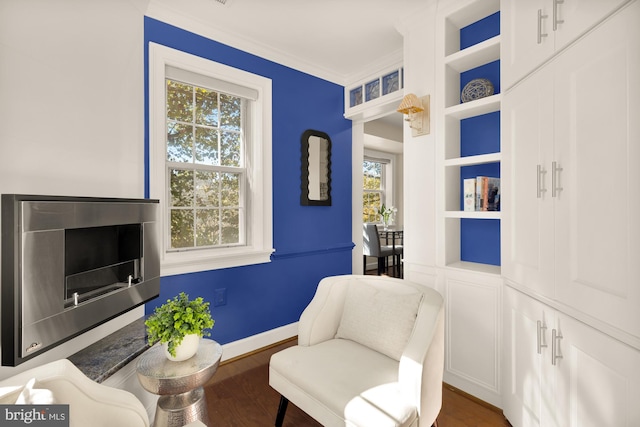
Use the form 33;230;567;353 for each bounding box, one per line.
68;317;149;383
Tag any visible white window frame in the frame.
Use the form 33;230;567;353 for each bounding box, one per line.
149;42;273;276
363;149;395;223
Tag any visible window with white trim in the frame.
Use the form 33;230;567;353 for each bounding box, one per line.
149;43;273;276
363;151;394;223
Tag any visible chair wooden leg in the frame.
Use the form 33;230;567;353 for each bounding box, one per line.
377;257;384;275
275;395;289;427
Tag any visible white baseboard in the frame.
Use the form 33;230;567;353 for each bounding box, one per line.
220;322;298;362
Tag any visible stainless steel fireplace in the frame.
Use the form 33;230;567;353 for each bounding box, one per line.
1;195;160;366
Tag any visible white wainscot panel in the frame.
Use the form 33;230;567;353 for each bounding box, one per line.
443;270;502;407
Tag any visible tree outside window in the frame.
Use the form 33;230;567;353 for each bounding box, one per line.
166;80;245;250
363;159;384;223
150;43;273;275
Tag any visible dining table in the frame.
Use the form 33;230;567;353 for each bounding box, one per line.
378;225;403;278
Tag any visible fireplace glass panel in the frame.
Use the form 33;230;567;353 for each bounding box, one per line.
64;224;143;304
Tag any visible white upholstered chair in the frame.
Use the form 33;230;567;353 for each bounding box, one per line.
0;359;150;427
269;274;445;427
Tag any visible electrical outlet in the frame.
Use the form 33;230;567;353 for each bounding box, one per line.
213;288;227;307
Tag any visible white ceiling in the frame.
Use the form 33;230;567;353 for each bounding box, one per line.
146;0;411;139
146;0;426;85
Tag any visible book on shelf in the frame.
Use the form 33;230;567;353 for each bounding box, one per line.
476;176;500;211
475;177;484;211
463;178;476;212
470;176;500;211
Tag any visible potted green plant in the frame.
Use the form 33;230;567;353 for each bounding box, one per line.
145;292;215;361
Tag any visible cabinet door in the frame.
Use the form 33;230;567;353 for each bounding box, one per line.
445;271;502;406
502;0;630;90
501;0;554;89
553;0;630;51
503;287;557;427
502;66;555;298
554;313;640;427
553;1;640;337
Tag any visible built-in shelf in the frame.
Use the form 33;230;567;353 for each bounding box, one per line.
445;152;501;166
445;35;501;72
439;2;501;272
445;210;501;219
445;93;501;119
445;260;501;276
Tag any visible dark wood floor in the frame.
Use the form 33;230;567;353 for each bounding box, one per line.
204;339;511;427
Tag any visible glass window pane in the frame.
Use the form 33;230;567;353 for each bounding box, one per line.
350;86;363;107
220;94;241;131
363;192;381;223
166;80;193;122
170;169;194;207
196;209;219;247
382;71;400;95
221;209;240;245
365;79;380;102
195;87;218;127
167;122;193;163
221;173;239;207
195;170;219;207
170;209;194;249
220;131;241;167
195;127;219;165
164;67;251;252
363;160;382;190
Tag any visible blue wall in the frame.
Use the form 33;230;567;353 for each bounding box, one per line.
457;12;501;267
144;17;353;345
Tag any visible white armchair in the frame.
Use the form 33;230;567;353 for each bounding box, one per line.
0;359;149;427
269;274;445;427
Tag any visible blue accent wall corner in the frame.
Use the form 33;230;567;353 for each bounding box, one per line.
144;17;353;345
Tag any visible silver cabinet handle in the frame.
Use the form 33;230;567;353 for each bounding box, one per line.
538;9;549;44
553;0;565;31
552;161;563;197
537;164;547;198
537;320;548;354
551;328;563;365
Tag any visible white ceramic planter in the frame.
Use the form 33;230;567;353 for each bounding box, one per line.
164;334;200;362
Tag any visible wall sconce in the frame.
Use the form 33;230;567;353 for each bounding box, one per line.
397;93;430;137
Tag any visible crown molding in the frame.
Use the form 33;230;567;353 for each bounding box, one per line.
145;2;348;85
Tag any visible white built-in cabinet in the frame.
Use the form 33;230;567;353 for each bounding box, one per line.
502;1;640;426
503;287;640;427
440;268;502;406
503;0;640;341
501;63;554;298
501;0;630;89
435;0;503;407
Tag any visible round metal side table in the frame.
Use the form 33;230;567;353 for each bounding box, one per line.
137;339;223;427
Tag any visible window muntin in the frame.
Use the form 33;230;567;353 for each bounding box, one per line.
149;42;273;276
363;159;384;223
166;80;246;250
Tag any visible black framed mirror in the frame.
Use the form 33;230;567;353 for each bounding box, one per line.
300;129;332;206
